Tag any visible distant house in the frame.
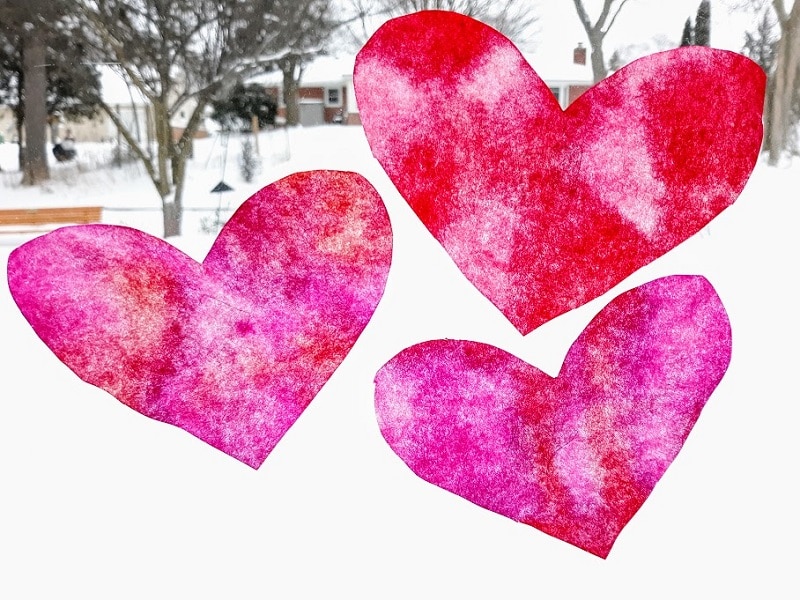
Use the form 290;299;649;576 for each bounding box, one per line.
92;68;209;144
256;56;356;127
0;67;208;146
75;67;151;143
257;45;592;129
2;46;592;143
0;68;151;145
529;43;594;108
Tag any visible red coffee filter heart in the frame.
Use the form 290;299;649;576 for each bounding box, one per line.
355;11;764;333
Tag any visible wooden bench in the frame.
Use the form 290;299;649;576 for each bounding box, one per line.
0;206;103;234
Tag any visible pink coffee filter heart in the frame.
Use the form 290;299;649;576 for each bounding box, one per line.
355;11;764;334
374;275;731;558
8;171;392;469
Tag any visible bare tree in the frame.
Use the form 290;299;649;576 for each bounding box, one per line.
741;6;779;152
19;28;48;184
733;0;800;163
571;0;633;82
337;0;377;47
768;0;800;163
76;0;317;237
608;34;675;72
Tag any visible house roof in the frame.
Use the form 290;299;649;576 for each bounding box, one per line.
250;55;356;88
300;55;357;85
257;49;591;88
522;50;593;85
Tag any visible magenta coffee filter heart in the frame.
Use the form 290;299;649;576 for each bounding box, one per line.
8;170;392;468
374;275;731;557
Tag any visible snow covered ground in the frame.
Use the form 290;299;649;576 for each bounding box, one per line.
1;125;798;598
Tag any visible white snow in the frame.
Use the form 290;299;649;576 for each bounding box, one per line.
0;125;798;598
521;50;593;84
250;54;357;88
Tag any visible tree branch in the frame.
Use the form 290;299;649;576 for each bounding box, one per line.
596;0;615;29
603;0;632;36
99;98;158;185
572;0;596;34
772;0;788;25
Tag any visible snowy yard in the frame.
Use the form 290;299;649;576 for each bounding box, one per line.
1;125;798;598
0;127;368;251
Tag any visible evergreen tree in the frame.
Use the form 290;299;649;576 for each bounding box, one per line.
680;17;694;46
695;0;711;47
0;2;60;183
743;10;778;73
212;83;277;132
0;2;99;182
239;138;259;183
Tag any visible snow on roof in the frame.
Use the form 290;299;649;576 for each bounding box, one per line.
251;50;590;89
522;50;593;84
301;55;356;85
249;55;356;88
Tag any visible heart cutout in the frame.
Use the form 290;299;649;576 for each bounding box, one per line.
374;275;731;557
355;11;764;334
8;171;392;468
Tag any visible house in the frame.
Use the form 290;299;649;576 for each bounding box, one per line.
0;68;151;145
1;45;592;145
89;67;209;144
259;45;592;128
255;55;356;127
76;67;151;143
528;43;594;108
0;67;207;147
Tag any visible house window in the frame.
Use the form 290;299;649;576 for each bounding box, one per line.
325;87;341;107
549;86;562;106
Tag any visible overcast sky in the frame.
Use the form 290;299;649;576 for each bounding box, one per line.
340;1;768;59
533;0;757;56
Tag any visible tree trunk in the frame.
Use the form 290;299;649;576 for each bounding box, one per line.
763;74;776;153
162;200;182;238
589;32;608;83
152;100;179;236
768;4;800;165
20;31;49;185
166;155;189;238
15;111;24;170
282;56;301;126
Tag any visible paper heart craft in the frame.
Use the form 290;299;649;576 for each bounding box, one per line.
8;171;392;468
355;10;765;334
374;275;731;558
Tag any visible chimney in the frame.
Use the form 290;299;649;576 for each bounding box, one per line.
573;43;586;65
